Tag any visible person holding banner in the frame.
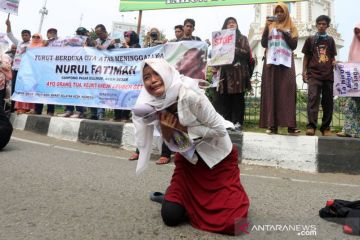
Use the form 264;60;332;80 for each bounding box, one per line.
213;17;252;130
302;15;337;137
143;28;167;47
14;33;44;114
259;2;300;135
58;27;90;118
0;53;12;110
132;58;249;235
336;24;360;138
88;24;114;120
113;30;141;122
34;28;65;116
5;17;31;113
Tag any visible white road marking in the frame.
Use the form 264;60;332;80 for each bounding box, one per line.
12;137;360;188
12;137;129;161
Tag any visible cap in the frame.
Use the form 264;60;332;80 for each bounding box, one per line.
47;28;57;33
76;27;88;35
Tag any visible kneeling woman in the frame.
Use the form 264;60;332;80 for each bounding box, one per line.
132;58;249;235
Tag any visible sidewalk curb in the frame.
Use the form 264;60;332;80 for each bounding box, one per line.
10;114;360;174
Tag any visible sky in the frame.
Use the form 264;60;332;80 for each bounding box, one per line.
1;0;358;60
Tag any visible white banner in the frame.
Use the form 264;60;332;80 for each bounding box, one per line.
12;41;208;109
334;62;360;97
0;0;19;15
208;29;236;66
266;29;292;68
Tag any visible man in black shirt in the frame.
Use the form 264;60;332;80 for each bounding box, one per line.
178;19;201;41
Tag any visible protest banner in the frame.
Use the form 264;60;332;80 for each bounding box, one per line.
266;29;292;68
12;41;208;109
208;29;236;66
0;0;19;15
334;62;360;97
120;0;304;12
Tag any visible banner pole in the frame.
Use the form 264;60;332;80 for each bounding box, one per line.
136;10;142;35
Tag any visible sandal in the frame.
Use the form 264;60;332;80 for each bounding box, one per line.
128;153;139;161
156;156;170;165
288;127;301;135
265;127;278;134
336;132;351;138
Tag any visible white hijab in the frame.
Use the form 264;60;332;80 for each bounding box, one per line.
132;58;201;175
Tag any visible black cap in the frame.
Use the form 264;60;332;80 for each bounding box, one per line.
76;27;88;35
47;28;57;33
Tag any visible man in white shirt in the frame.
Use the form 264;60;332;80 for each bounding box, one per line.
35;28;65;116
5;18;31;113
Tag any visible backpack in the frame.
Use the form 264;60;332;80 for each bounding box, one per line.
319;199;360;235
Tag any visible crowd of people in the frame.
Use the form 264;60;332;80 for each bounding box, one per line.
1;3;360;235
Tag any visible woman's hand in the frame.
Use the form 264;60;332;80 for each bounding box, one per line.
121;40;129;48
302;71;308;83
159;111;187;142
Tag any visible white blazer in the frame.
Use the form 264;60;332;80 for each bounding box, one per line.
177;86;233;168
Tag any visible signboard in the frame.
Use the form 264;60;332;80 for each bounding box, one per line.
208;28;236;66
120;0;304;12
0;0;19;15
334;62;360;97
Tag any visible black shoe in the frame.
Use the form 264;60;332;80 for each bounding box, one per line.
149;192;164;204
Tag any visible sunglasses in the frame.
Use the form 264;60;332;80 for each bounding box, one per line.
32;36;40;39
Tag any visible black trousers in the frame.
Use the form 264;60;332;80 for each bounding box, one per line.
306;79;333;132
114;110;130;120
10;70;17;112
213;91;245;125
161;200;186;226
35;103;55;114
0;87;5;110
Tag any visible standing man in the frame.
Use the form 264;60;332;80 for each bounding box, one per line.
5;18;31;113
34;28;65;116
170;25;184;42
302;15;337;136
178;19;201;41
89;24;114;120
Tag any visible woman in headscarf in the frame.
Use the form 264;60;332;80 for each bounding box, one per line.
14;33;44;113
0;52;12;110
129;29;172;164
122;30;141;49
259;2;299;134
213;17;253;130
132;58;249;235
336;24;360;138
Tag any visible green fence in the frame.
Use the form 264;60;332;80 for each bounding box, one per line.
243;71;345;131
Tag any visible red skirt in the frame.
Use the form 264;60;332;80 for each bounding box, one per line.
164;145;249;235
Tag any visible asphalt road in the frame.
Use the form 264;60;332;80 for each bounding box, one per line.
0;130;359;240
